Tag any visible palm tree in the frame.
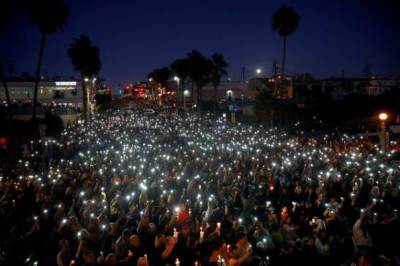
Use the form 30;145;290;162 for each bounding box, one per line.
0;0;17;30
148;67;172;89
170;58;189;108
68;35;101;123
0;0;18;120
0;61;11;119
25;0;70;120
271;59;279;96
272;5;299;79
186;50;212;111
147;67;172;104
210;53;228;112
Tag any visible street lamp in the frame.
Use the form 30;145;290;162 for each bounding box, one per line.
173;76;180;109
90;77;97;115
378;112;389;151
379;113;388;121
183;89;190;111
148;78;155;100
256;68;262;75
82;77;91;121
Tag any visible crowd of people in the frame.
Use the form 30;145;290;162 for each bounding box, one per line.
0;110;399;266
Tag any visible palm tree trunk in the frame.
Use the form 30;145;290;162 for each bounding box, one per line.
279;36;287;98
281;36;287;78
197;86;202;112
191;81;194;106
213;85;217;113
32;32;46;121
180;80;184;110
81;75;88;123
0;60;12;120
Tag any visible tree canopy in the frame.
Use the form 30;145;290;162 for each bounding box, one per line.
148;67;172;88
272;5;299;37
68;35;101;78
24;0;70;35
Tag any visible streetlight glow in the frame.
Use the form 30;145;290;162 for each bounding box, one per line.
256;68;262;74
174;76;180;81
379;113;388;121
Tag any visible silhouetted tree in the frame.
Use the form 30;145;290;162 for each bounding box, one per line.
272;5;299;79
210;53;228;112
187;50;212;111
0;0;18;120
0;0;17;30
95;92;112;111
0;62;11;114
25;0;70;121
68;35;101;123
170;59;189;107
148;67;172;89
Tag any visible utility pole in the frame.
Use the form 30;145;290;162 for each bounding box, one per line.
241;67;246;82
363;64;372;94
272;60;279;97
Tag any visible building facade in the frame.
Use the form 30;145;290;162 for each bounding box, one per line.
176;80;256;104
0;80;82;105
291;77;400;103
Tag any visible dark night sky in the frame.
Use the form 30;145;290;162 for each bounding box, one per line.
1;0;400;87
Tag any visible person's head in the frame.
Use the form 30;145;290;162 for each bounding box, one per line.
59;239;69;252
89;217;99;227
122;229;130;240
79;229;90;241
83;250;96;264
255;241;265;251
371;186;380;198
305;237;314;248
105;253;118;265
208;200;216;209
68;215;78;225
384;180;393;190
130;234;140;248
181;224;190;237
109;223;117;234
367;177;375;187
148;222;157;234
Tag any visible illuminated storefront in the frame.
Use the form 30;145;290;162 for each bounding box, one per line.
0;80;82;105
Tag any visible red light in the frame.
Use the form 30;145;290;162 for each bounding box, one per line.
0;137;8;145
133;87;145;95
